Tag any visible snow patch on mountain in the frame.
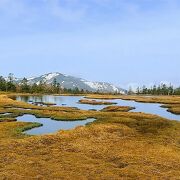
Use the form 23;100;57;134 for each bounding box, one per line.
84;81;104;90
27;77;36;81
42;73;60;81
14;72;127;94
110;85;119;92
84;81;125;94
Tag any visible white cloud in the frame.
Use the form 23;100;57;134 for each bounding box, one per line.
0;0;27;18
0;0;87;22
43;0;87;22
0;0;179;23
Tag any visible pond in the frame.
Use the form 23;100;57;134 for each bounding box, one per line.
17;115;95;135
14;95;180;121
15;95;107;110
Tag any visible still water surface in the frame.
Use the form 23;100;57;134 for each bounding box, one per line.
13;95;180;135
15;95;180;121
17;114;95;135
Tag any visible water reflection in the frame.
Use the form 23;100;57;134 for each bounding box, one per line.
15;95;180;121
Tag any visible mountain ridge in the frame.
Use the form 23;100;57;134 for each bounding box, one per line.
14;72;127;94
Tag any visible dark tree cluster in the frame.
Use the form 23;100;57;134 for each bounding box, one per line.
0;74;16;92
130;84;180;95
0;74;87;94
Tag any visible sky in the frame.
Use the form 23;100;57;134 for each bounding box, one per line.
0;0;180;89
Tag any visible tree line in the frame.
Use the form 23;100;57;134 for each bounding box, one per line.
128;84;180;95
1;74;179;95
0;74;87;94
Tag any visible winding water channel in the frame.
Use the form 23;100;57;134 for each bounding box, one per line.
13;95;180;135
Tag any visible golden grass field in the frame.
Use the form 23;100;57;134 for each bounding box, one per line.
78;99;117;105
0;93;180;179
101;105;135;112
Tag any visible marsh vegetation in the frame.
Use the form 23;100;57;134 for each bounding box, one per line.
78;99;117;105
0;93;180;179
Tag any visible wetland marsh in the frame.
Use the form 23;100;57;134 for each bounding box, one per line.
0;94;180;179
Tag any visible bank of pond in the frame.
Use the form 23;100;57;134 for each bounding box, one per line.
6;95;180;135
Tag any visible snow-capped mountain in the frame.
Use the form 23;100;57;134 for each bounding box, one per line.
17;72;127;94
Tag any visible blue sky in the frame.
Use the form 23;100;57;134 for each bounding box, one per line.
0;0;180;89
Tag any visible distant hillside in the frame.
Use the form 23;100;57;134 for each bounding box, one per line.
15;72;127;94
